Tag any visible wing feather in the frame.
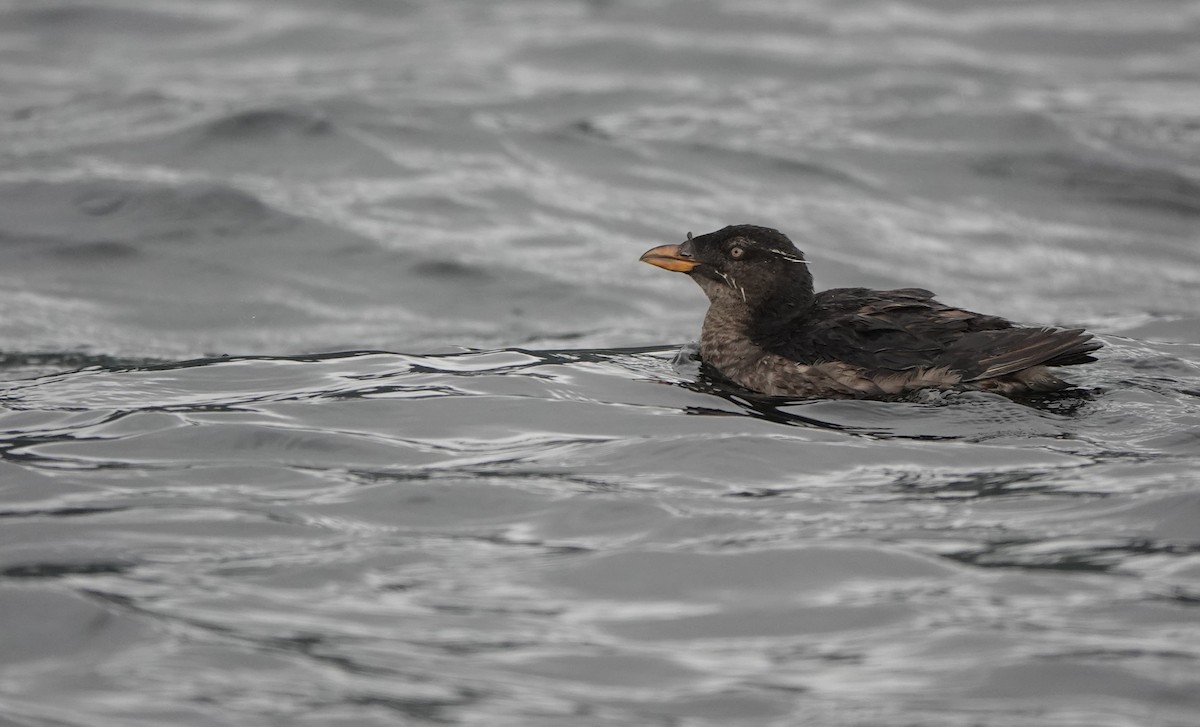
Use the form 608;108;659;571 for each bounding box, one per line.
950;328;1101;381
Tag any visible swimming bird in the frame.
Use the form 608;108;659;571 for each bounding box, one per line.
640;225;1100;399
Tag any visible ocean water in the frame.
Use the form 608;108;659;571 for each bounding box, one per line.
2;1;1199;725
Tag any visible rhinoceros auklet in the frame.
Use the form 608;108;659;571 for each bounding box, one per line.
640;224;1100;399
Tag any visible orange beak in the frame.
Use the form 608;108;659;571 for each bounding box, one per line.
639;244;699;273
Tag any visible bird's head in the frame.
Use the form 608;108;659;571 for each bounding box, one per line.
640;224;815;318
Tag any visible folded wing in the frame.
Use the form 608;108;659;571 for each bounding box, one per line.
784;288;1099;383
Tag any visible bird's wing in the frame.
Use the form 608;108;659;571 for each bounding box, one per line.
787;288;1014;373
791;289;1100;381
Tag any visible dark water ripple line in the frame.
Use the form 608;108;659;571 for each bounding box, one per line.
944;536;1200;574
6;419;620;474
0;361;700;480
0;346;684;411
72;583;500;716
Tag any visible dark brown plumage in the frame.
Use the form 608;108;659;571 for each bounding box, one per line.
640;224;1101;399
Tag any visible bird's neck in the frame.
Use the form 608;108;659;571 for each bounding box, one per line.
697;273;815;377
701;301;767;382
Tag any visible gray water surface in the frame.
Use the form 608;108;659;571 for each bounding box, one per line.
2;1;1199;726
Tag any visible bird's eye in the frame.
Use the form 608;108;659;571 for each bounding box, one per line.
729;246;745;260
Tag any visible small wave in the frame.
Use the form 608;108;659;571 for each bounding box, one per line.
974;152;1200;217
